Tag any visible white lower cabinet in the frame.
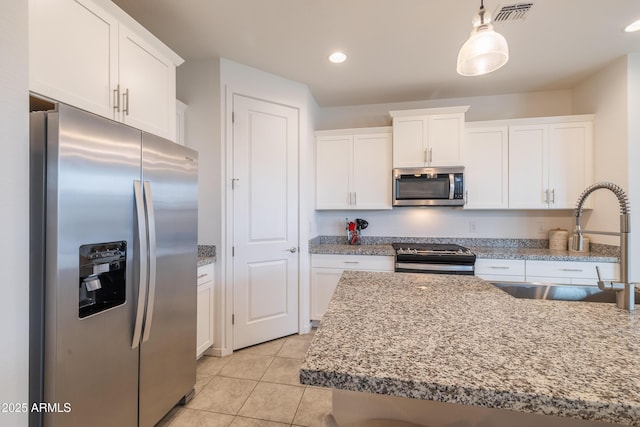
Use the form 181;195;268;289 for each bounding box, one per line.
311;254;394;321
475;259;526;282
476;258;619;287
196;263;214;358
525;260;618;286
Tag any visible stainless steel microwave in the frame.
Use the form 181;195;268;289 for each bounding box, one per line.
393;166;465;206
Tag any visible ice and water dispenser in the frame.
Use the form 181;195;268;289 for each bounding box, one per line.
79;241;127;318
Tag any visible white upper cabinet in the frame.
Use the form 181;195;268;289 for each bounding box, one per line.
29;0;118;120
464;115;593;210
118;25;177;139
175;100;188;145
509;118;593;209
462;125;509;209
390;106;469;168
315;127;392;210
547;122;594;209
29;0;184;141
508;124;550;209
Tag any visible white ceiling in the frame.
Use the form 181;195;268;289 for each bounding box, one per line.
111;0;640;107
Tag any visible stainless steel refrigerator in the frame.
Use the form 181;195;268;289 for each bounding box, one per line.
29;103;198;427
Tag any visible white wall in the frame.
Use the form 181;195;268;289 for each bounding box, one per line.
626;54;640;282
316;209;574;240
177;59;222;247
572;57;629;247
316;90;573;130
0;2;29;426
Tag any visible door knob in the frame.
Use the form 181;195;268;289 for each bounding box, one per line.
285;247;297;253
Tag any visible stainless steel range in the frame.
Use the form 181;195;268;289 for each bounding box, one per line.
392;243;476;275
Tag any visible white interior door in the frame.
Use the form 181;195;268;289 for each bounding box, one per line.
232;94;299;350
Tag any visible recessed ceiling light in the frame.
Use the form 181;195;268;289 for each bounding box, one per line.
328;52;347;64
624;19;640;32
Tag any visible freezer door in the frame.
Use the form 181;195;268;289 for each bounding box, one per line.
138;133;198;427
39;104;141;427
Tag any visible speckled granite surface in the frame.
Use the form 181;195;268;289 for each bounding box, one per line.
309;236;619;263
300;270;640;425
197;245;216;266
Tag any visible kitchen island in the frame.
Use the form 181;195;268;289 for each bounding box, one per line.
300;271;640;426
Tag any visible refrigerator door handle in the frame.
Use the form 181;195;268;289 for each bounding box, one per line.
132;180;148;349
142;181;157;343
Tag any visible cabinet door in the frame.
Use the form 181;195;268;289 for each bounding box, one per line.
196;282;213;358
196;264;214;358
119;25;176;140
428;113;464;166
392;117;427;168
548;122;593;209
353;133;392;209
316;136;352;209
508;124;549;209
29;0;118;119
310;268;343;321
463;126;509;209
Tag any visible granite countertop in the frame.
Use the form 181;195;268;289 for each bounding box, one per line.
300;270;640;425
309;238;619;263
197;245;216;267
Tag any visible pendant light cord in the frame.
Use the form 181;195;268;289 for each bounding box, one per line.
479;0;486;25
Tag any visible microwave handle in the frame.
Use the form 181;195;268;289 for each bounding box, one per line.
449;173;455;199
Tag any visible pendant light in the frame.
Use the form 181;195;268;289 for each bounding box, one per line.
457;0;509;76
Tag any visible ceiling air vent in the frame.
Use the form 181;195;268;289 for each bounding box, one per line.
493;2;534;23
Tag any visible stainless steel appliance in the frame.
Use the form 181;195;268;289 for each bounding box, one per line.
392;243;476;274
393;166;465;206
29;103;198;427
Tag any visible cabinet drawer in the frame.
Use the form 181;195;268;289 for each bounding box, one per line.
526;260;618;280
311;254;394;271
475;259;525;276
197;263;214;286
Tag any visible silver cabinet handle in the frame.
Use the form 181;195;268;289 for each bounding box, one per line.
123;88;130;116
142;181;157;343
429;148;433;164
344;261;360;264
489;266;510;270
551;188;555;204
561;268;583;272
132;181;147;349
113;85;120;113
354;192;357;206
197;273;208;279
424;149;428;164
285;247;298;253
544;189;549;204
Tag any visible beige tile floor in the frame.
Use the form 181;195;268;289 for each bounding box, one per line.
157;330;332;427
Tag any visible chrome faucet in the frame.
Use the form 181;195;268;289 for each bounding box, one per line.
572;182;634;311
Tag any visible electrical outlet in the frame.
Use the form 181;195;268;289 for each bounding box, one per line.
469;221;477;233
537;222;545;234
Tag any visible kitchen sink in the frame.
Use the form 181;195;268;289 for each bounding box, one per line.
491;282;639;304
